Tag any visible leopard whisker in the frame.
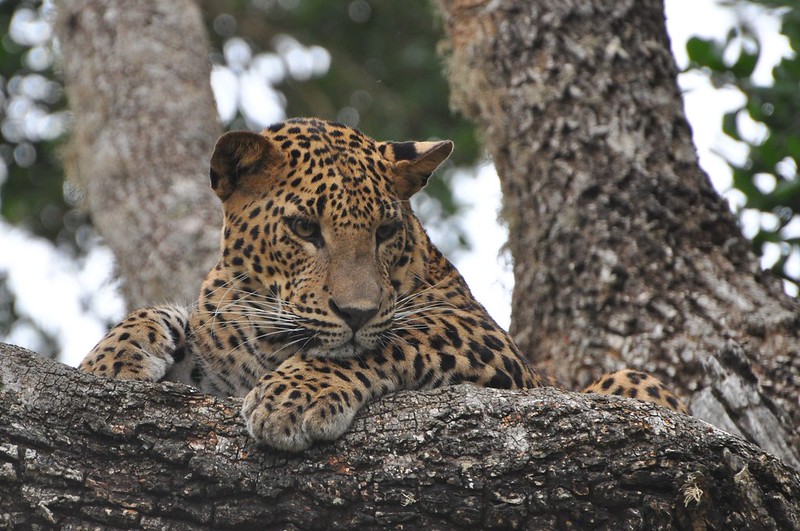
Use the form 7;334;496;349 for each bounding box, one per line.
384;329;414;350
395;278;456;309
226;289;303;310
201;272;251;301
269;333;317;358
192;318;303;337
394;303;455;316
212;304;302;323
394;305;456;322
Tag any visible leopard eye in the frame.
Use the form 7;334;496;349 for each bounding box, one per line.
286;217;323;245
376;222;400;243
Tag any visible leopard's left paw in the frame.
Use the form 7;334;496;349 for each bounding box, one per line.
241;376;359;452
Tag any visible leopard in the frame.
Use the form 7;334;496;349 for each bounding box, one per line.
80;117;687;452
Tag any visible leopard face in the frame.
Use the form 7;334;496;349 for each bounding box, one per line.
191;118;453;394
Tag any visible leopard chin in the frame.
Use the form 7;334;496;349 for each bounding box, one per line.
306;343;358;359
305;335;379;359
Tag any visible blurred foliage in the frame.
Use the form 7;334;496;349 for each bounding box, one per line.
0;0;80;247
1;0;75;357
686;1;800;292
0;0;477;250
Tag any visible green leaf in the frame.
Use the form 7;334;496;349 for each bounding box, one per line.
752;135;782;169
731;46;759;78
786;137;800;161
722;110;743;141
772;178;800;205
686;37;726;71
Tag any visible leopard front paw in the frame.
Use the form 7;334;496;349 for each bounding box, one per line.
80;305;189;382
241;379;359;452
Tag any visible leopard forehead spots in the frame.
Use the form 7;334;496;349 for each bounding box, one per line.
265;118;397;226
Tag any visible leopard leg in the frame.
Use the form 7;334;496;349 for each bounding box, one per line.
583;369;688;414
241;354;389;452
241;308;542;452
80;305;190;383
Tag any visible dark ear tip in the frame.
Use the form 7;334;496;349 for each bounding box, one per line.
424;140;454;159
211;131;271;163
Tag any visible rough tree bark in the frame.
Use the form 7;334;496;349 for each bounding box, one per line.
3;343;800;530
54;0;222;307
436;0;800;464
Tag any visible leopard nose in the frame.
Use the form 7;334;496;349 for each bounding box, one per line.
329;300;379;332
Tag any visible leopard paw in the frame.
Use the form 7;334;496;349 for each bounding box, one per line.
241;375;360;452
80;305;189;382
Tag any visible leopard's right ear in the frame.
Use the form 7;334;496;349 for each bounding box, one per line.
209;131;283;201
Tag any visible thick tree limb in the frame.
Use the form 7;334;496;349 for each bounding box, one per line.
2;343;799;529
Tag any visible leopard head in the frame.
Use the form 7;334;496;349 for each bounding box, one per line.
207;118;452;359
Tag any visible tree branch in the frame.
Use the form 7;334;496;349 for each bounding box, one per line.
2;343;798;529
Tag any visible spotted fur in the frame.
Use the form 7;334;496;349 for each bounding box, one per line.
583;369;687;414
80;118;686;451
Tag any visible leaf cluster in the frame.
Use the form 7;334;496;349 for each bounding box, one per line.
687;3;800;291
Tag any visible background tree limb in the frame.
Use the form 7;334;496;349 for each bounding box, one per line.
54;0;222;307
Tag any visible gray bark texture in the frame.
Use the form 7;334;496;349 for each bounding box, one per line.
54;0;222;308
435;0;800;464
2;343;800;530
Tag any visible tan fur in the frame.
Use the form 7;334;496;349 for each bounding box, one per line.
81;118;686;452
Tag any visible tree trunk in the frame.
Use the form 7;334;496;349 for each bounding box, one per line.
54;0;222;308
2;343;799;530
435;0;800;461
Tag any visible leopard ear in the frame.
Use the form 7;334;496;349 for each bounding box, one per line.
384;140;454;200
209;131;282;201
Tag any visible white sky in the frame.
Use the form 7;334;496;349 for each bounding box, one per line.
0;0;795;367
